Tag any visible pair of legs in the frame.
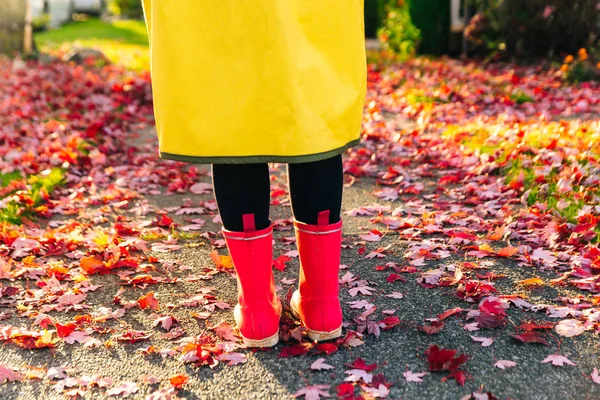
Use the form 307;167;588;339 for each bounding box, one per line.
214;155;345;346
212;155;343;231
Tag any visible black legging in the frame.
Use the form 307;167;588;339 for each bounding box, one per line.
212;155;343;231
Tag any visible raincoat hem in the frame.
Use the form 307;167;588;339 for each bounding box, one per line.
159;139;361;164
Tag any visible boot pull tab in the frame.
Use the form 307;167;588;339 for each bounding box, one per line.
242;214;256;233
317;210;330;227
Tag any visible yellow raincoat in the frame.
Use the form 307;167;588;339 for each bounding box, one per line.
142;1;366;164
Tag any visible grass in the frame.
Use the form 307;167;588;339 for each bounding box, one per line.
35;18;149;70
443;120;600;241
0;168;65;224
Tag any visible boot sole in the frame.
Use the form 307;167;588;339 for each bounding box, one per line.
240;330;280;348
290;298;343;342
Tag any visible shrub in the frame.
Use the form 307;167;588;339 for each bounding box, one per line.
378;0;421;58
365;0;387;38
465;0;600;58
409;0;450;55
108;0;143;19
561;49;600;83
32;13;51;32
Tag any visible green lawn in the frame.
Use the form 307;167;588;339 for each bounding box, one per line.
35;18;150;70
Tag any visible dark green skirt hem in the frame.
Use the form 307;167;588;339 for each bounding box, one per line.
159;138;361;164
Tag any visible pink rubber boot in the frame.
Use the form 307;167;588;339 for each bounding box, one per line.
290;210;343;341
222;214;281;347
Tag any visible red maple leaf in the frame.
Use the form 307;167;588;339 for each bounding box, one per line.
336;382;355;398
386;273;406;283
420;321;445;335
425;345;469;372
510;331;549;345
476;312;506;329
457;280;497;301
272;255;291;272
446;369;470;386
278;343;313;358
54;322;76;338
379;316;401;330
116;330;153;344
437;307;465;321
517;320;555;331
345;357;378;372
479;298;507;316
154;214;174;227
315;343;338;355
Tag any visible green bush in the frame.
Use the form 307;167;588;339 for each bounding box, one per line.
108;0;144;19
465;0;599;58
378;1;421;58
561;49;600;83
32;13;51;32
409;0;450;55
364;0;387;38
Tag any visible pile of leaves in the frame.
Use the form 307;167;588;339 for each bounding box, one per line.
0;54;599;399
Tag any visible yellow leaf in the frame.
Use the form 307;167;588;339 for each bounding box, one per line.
479;243;493;252
94;231;111;247
220;255;233;269
517;277;545;287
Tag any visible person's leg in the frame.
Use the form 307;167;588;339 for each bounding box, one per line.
287;155;344;341
287;155;343;224
212;163;280;347
212;163;271;232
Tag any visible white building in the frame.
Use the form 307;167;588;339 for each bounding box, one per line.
30;0;104;28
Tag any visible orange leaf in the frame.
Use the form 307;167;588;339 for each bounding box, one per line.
497;246;518;257
138;292;159;310
486;227;505;241
211;251;233;269
516;277;545;287
79;256;105;274
169;374;189;389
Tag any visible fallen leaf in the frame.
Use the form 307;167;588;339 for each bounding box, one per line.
494;360;517;370
344;369;373;384
497;246;518;257
516;277;545;287
555;319;585;338
169;374;189;388
345;358;378;372
211;251;233;269
362;383;390;398
591;368;600;384
385;291;404;299
311;358;334;371
273;255;291;272
315;343;338;355
208;321;239;342
510;331;548;345
294;384;331;400
425;345;468;371
107;381;139;397
403;371;428;382
138;292;159;310
0;365;23;383
470;335;494;347
420;321;445;335
541;354;576;367
217;352;247;366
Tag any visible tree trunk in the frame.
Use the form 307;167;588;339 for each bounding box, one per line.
0;0;26;56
